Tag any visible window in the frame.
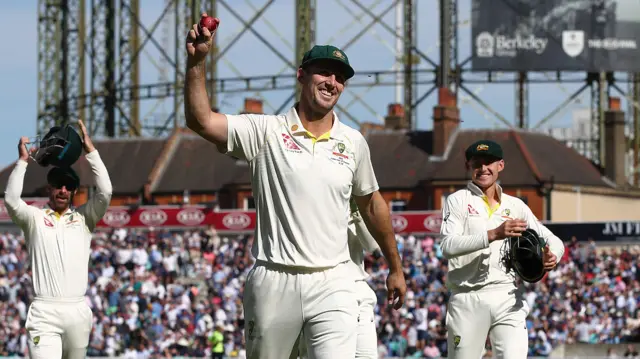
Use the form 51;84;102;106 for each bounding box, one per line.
244;196;255;210
390;200;407;212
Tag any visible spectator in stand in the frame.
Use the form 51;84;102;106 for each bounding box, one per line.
3;225;640;357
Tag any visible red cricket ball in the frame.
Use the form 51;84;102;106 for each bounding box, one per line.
199;16;219;32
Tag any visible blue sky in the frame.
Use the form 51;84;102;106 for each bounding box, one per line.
0;0;604;168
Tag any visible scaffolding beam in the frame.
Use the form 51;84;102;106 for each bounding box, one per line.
37;0;86;135
295;0;316;100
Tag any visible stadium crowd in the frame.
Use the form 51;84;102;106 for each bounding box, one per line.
1;227;640;358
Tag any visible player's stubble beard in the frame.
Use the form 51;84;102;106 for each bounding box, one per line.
48;187;75;213
298;69;343;122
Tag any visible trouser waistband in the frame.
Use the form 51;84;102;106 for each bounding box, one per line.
255;259;348;274
34;296;85;304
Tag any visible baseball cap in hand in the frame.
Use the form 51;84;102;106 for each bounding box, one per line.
300;45;355;80
465;140;503;161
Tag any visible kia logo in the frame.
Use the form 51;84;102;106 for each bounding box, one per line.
391;215;408;232
222;213;251;230
139;209;168;226
424;215;443;232
102;210;131;227
177;208;205;226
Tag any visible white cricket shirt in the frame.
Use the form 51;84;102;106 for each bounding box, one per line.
440;181;564;293
4;151;113;300
226;106;379;268
347;210;380;281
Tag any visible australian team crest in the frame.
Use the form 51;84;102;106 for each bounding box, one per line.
454;335;461;348
337;143;345;153
562;30;584;58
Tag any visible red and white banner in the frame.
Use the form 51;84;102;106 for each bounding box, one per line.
97;207;256;232
0;200;443;234
0;198;50;222
390;211;443;234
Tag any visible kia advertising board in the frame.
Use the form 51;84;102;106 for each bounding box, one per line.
471;0;640;72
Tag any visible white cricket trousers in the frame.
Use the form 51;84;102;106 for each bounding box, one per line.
25;296;93;359
446;284;529;359
352;280;378;359
297;279;378;359
243;260;358;359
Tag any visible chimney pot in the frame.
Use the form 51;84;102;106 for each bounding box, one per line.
384;103;408;130
243;98;263;114
432;88;460;156
609;96;621;111
604;107;627;187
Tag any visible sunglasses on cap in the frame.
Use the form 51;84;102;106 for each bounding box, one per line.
49;179;78;191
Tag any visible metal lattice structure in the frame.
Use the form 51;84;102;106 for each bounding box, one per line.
37;0;640;184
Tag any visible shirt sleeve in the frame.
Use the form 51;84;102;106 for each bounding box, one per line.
4;160;35;230
225;114;272;161
80;151;113;231
352;136;379;196
521;203;565;265
439;194;489;259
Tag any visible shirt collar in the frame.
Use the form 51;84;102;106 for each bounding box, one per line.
45;203;76;217
286;105;342;139
467;181;503;201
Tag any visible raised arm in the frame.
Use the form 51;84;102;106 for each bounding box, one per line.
184;13;228;148
77;121;112;230
4;137;35;229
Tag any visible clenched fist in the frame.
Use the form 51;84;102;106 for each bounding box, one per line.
186;12;220;63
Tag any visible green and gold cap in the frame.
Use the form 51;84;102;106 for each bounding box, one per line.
300;45;355;80
465;140;503;161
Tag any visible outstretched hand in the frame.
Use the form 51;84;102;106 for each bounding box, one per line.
78;120;95;153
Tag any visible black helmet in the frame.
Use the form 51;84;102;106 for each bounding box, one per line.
34;125;83;168
501;228;547;283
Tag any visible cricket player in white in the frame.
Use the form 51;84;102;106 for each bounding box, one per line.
440;140;564;359
298;198;381;359
5;121;112;359
184;13;406;359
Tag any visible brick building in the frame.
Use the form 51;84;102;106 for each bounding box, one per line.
1;95;639;222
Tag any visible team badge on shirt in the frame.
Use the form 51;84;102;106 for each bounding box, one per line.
332;142;349;159
43;217;54;228
467;204;479;216
453;335;461;348
281;133;302;153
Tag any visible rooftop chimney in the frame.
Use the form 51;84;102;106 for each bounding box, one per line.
242;98;263;114
384;103;408;130
432;88;460;156
604;96;627;187
360;122;386;136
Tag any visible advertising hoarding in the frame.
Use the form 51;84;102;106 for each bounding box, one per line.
471;0;640;72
